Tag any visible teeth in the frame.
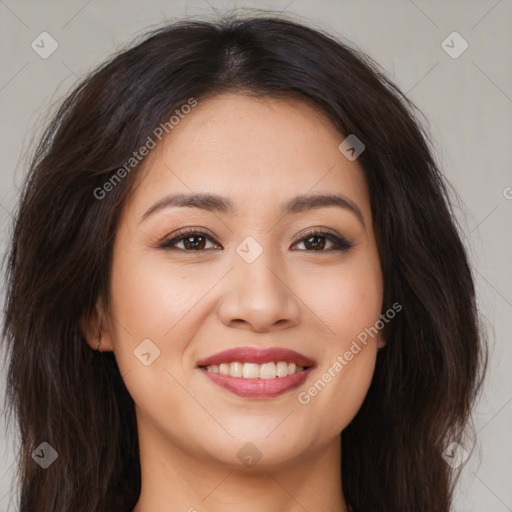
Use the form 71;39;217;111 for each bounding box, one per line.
260;362;277;379
229;362;243;377
205;361;306;378
276;361;288;377
242;363;259;378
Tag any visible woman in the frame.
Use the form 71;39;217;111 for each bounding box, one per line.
2;12;487;512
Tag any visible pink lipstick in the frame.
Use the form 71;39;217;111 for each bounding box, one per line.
197;346;315;399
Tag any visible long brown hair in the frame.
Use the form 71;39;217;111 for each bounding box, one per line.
2;12;487;512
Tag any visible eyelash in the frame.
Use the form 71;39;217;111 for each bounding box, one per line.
159;228;354;253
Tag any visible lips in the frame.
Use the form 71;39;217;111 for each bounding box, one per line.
197;346;315;399
196;346;315;367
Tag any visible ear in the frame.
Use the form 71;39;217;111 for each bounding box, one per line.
376;326;387;350
377;336;387;350
79;297;114;352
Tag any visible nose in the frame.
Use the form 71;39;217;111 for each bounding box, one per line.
216;247;301;333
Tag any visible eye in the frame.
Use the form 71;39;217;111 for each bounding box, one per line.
291;229;354;252
160;228;221;251
160;228;354;252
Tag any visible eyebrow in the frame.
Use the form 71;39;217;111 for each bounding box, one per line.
140;192;365;227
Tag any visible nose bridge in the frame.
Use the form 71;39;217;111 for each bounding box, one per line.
237;240;284;297
217;235;300;331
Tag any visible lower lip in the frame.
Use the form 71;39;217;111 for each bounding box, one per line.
200;368;312;398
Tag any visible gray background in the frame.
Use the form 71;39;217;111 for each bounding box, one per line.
0;1;511;510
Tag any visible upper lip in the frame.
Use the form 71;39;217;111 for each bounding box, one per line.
197;346;316;367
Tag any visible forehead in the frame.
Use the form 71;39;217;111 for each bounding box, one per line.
126;93;370;221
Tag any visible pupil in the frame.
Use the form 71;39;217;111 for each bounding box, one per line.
185;236;205;250
307;236;325;250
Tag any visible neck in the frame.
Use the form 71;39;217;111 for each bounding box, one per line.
132;418;349;512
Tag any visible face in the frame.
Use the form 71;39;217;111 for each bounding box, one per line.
93;93;384;469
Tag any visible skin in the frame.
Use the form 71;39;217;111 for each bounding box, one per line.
85;93;384;512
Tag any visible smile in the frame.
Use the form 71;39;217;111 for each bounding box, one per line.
204;361;305;378
197;346;315;398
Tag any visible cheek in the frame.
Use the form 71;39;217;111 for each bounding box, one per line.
303;252;383;342
106;244;226;400
308;347;378;438
106;249;203;426
109;247;212;340
294;252;382;431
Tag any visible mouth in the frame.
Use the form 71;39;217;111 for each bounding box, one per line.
197;347;315;398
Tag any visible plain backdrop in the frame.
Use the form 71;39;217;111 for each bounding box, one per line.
0;1;511;511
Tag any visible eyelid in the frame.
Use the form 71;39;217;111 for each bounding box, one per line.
290;226;341;245
290;228;354;251
159;227;221;249
160;227;354;251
